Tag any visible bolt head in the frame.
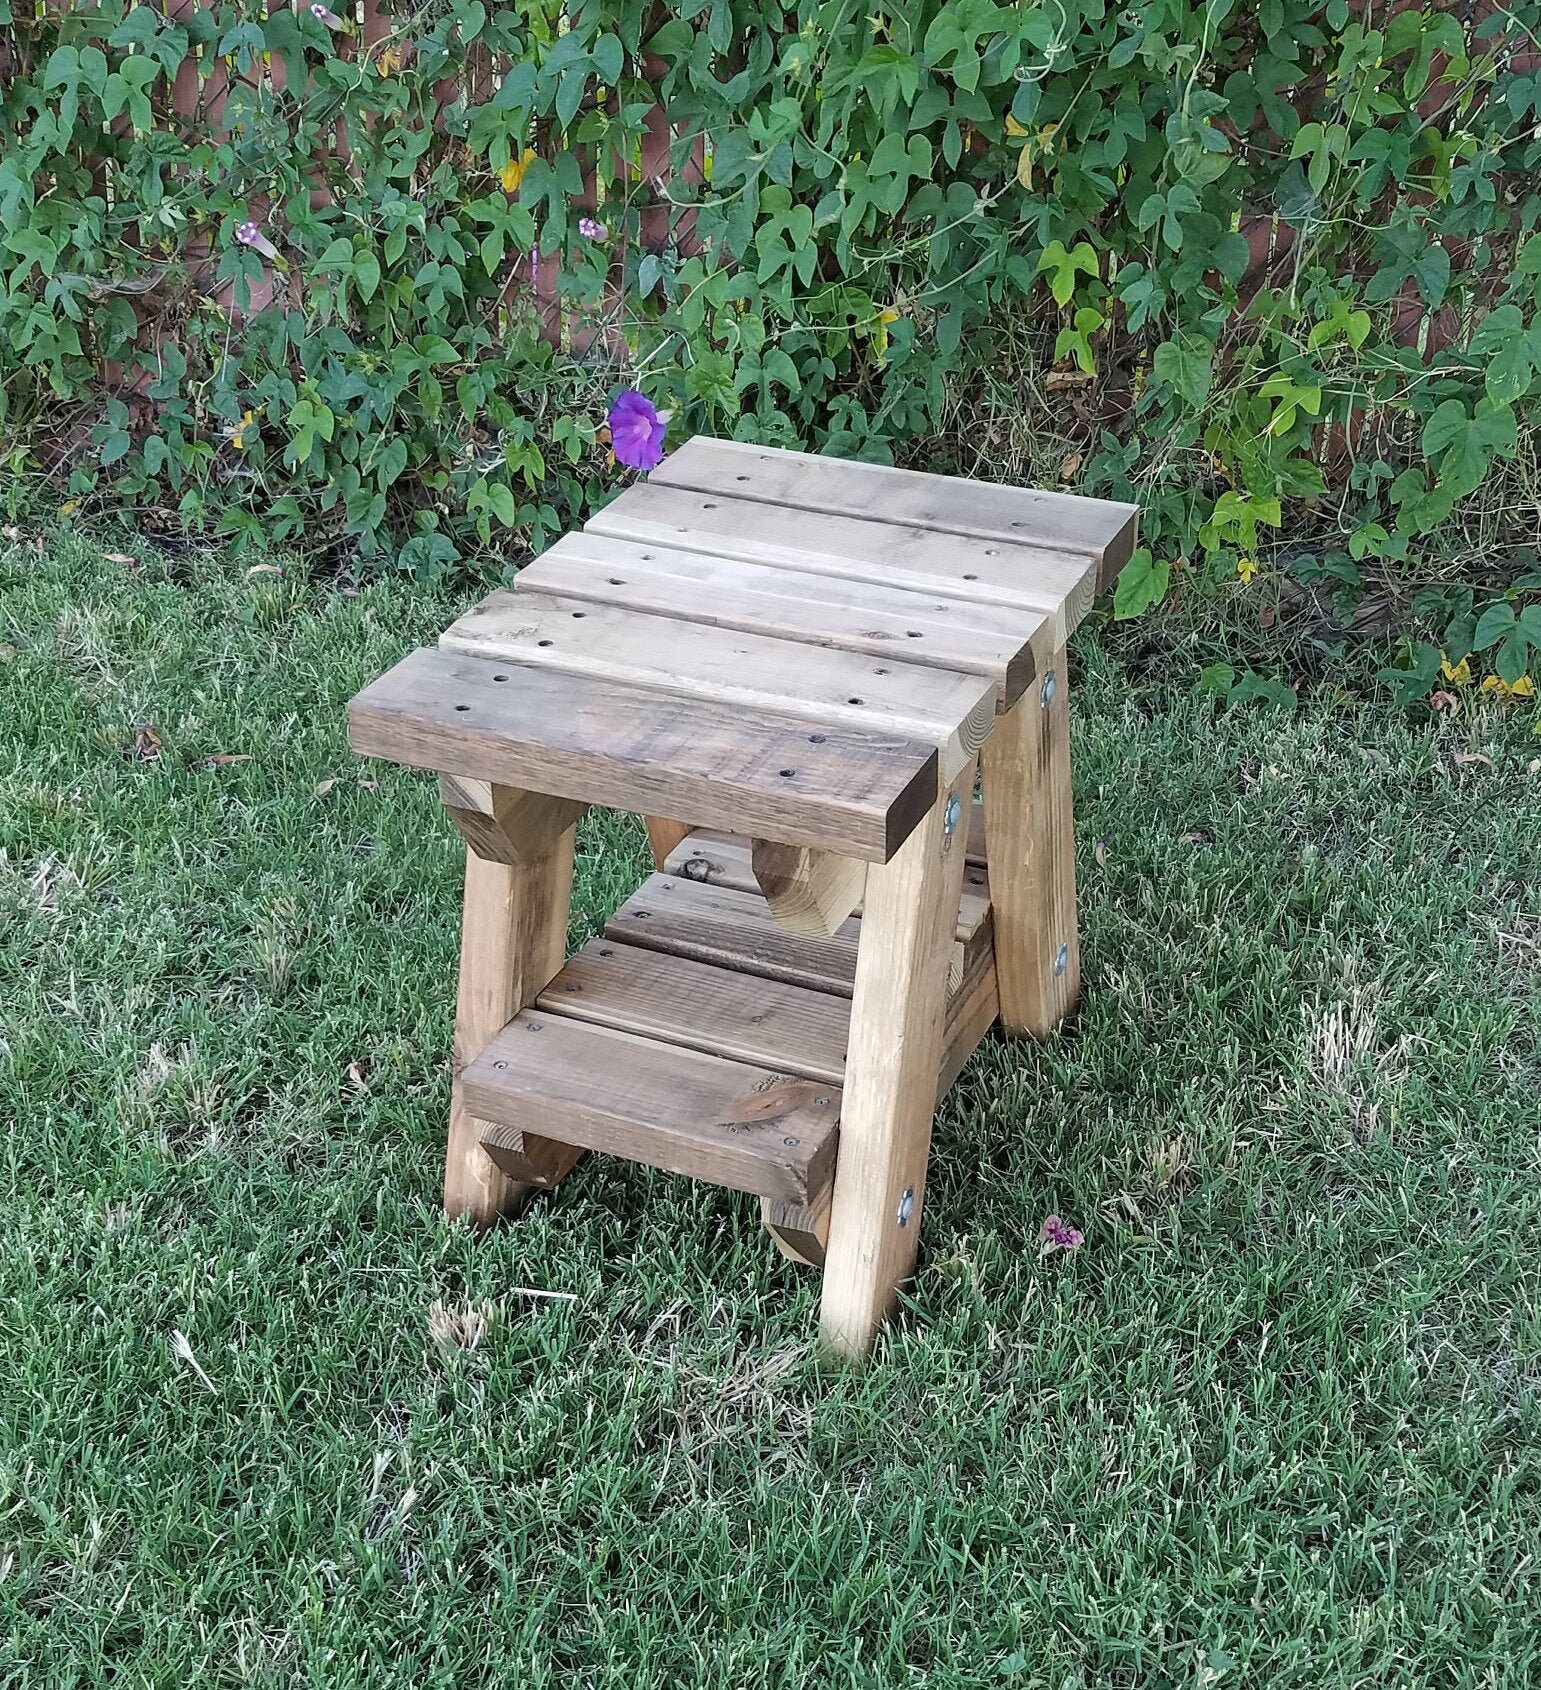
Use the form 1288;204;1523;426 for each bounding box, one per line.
896;1186;915;1228
1040;670;1058;709
1053;942;1069;977
943;792;962;835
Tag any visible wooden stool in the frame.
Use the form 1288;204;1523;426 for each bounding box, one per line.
348;437;1137;1360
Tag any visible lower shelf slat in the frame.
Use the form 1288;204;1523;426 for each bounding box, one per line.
463;1013;841;1203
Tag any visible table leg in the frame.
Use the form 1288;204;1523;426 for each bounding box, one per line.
817;759;976;1361
442;791;578;1228
981;646;1080;1037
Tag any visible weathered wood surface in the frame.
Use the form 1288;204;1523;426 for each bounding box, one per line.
662;829;992;945
440;589;996;782
651;434;1140;584
750;838;867;937
438;774;587;865
348;646;938;863
536;938;850;1087
819;758;980;1360
589;480;1096;637
520;534;1047;706
444;817;580;1227
464;1014;841;1204
981;648;1080;1035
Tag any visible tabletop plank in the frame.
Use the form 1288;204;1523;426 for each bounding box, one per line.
348;646;938;862
588;480;1098;637
518;534;1050;707
652;434;1139;585
440;588;996;782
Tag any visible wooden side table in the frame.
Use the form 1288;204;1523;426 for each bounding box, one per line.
349;437;1137;1359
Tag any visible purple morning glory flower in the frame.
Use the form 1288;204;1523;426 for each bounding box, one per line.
306;0;346;26
608;389;665;471
235;220;280;262
578;216;608;241
1041;1214;1084;1253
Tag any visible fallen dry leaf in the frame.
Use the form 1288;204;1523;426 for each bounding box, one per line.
1045;369;1094;390
1094;835;1111;868
246;563;283;577
346;1059;369;1093
1059;451;1084;483
0;643;15;662
2;524;21;541
1183;828;1212;845
1451;752;1493;767
1528;757;1541;776
198;753;253;767
357;778;379;792
104;551;138;567
1258;604;1276;630
314;777;338;797
1429;689;1460;714
125;727;162;762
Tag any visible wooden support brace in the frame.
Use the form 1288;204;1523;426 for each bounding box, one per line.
817;757;978;1362
443;784;582;1228
980;647;1079;1036
440;773;587;864
750;838;867;937
643;816;694;871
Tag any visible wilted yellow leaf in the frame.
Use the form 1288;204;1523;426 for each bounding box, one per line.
1004;114;1029;138
499;148;538;193
1016;145;1034;191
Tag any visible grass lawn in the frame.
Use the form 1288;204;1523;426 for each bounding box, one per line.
3;524;1540;1688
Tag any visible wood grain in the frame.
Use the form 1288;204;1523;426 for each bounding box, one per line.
662;829;993;945
444;820;580;1227
438;773;587;865
750;839;867;937
439;589;996;782
818;758;979;1360
588;480;1098;637
520;533;1047;707
653;434;1140;585
464;1014;841;1203
536;939;850;1087
981;647;1080;1035
348;646;938;864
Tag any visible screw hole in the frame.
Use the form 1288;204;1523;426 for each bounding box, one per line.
736;474;749;481
640;554;654;561
609;577;624;585
874;667;889;675
984;548;999;556
906;630;923;638
454;704;469;712
847;696;863;705
808;733;826;744
962;573;978;581
783;1136;799;1148
779;768;796;778
598;947;613;957
701;502;717;509
494;674;508;682
571;611;585;618
537;638;553;647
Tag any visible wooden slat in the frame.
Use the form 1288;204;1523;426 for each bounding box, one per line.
589;481;1097;637
462;1014;841;1203
652;435;1140;585
662;829;992;945
439;590;996;783
607;873;861;997
348;646;938;864
537;940;849;1086
520;533;1048;707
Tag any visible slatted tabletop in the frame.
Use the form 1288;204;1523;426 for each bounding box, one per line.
350;436;1137;864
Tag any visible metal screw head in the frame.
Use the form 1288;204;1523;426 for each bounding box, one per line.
492;1060;507;1070
527;1021;542;1031
1053;942;1069;977
814;1097;829;1107
943;791;962;835
896;1187;915;1228
783;1136;799;1148
1040;670;1058;710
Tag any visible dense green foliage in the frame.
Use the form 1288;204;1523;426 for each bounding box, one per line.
2;0;1540;692
3;524;1540;1685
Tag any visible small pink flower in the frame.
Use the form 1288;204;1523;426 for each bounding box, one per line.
1040;1214;1083;1253
305;1;346;27
607;388;665;471
578;216;608;241
235;220;280;263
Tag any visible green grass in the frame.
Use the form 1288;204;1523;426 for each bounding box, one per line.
2;526;1539;1689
